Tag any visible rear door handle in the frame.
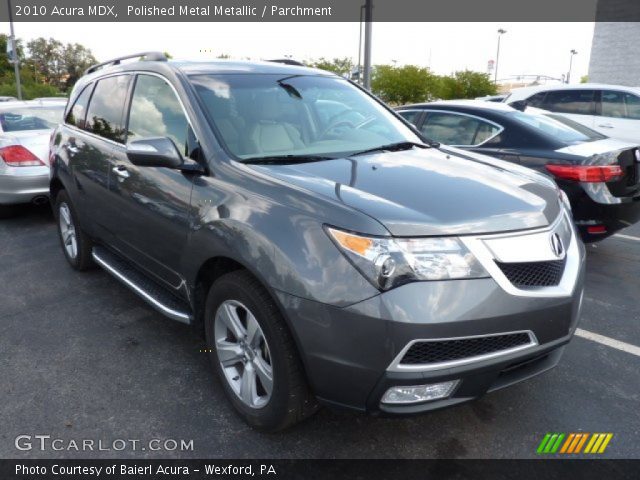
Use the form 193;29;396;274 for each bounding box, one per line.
112;165;130;179
597;123;614;128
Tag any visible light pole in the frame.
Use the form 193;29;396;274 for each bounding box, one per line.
494;28;507;85
567;49;577;84
7;0;22;100
362;0;373;90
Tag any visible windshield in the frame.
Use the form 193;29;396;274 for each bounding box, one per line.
0;106;64;132
509;110;603;144
190;74;421;160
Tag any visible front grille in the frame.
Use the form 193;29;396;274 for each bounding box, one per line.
496;258;565;288
400;332;533;365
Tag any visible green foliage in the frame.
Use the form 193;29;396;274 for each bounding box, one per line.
580;75;588;84
308;57;354;77
371;65;439;105
368;65;497;105
0;35;97;97
0;82;61;99
436;70;497;100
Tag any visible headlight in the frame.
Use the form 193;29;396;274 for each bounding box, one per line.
326;227;488;290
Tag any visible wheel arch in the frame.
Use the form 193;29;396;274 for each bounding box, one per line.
191;255;313;388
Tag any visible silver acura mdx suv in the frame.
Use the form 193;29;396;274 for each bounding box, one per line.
49;53;585;431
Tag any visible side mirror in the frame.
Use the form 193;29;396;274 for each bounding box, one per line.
126;137;183;168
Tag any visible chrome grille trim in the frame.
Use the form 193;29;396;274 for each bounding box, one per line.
460;210;581;298
387;330;538;372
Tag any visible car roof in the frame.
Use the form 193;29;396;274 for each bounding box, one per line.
82;58;335;81
507;83;640;101
399;99;517;113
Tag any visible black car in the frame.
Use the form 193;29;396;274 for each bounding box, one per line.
397;101;640;241
49;53;584;431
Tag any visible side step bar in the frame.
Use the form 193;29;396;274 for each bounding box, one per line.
92;246;193;324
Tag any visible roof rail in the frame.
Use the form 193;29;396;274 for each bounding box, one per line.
267;58;306;67
84;51;168;76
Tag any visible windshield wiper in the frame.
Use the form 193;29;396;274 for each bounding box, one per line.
349;141;430;157
242;154;336;165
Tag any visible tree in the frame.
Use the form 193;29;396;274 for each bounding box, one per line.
26;37;65;86
371;65;438;105
437;70;497;100
62;43;97;89
308;57;354;77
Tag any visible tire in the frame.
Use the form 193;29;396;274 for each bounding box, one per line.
54;190;94;271
204;270;318;431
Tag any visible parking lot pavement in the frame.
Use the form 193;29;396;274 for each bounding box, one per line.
2;205;639;459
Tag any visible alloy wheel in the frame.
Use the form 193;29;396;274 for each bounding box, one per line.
58;202;78;260
214;299;273;409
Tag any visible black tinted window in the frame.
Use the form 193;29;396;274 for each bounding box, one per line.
526;92;547;108
542;90;594;115
127;75;189;154
85;75;130;143
422;112;501;146
65;84;93;129
397;110;421;125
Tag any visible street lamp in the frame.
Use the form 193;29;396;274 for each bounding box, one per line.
567;49;578;84
7;0;22;100
494;28;507;84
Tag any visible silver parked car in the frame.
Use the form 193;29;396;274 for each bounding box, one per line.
0;100;66;216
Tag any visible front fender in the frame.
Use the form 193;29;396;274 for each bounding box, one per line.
183;174;381;307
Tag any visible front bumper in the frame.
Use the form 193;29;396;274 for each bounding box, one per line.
274;217;586;414
0;165;50;205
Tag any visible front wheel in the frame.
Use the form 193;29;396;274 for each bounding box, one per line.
204;270;318;431
54;190;94;271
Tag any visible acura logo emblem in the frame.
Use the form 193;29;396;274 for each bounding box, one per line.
550;233;564;258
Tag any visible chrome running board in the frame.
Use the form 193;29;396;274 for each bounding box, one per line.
92;246;192;324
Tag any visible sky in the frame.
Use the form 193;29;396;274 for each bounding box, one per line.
7;22;595;83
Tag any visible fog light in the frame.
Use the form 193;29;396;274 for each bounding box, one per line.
381;380;459;405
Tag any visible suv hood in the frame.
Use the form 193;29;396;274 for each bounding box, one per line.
250;147;560;236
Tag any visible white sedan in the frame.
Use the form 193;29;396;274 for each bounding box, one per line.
0;100;66;216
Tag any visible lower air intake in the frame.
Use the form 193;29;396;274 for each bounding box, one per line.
400;332;534;365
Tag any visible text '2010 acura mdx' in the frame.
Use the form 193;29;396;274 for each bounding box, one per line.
49;53;585;431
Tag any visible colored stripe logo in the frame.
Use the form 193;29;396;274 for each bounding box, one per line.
537;433;613;454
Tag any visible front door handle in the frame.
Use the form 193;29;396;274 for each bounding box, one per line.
112;165;130;179
597;123;614;128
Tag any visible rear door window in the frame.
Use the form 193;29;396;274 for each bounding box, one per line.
541;90;595;115
601;90;640;120
85;75;131;143
65;84;93;129
421;111;501;146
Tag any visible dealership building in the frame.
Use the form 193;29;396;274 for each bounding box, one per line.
588;22;640;86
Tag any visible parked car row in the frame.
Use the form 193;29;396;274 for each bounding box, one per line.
397;100;640;241
5;54;630;433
